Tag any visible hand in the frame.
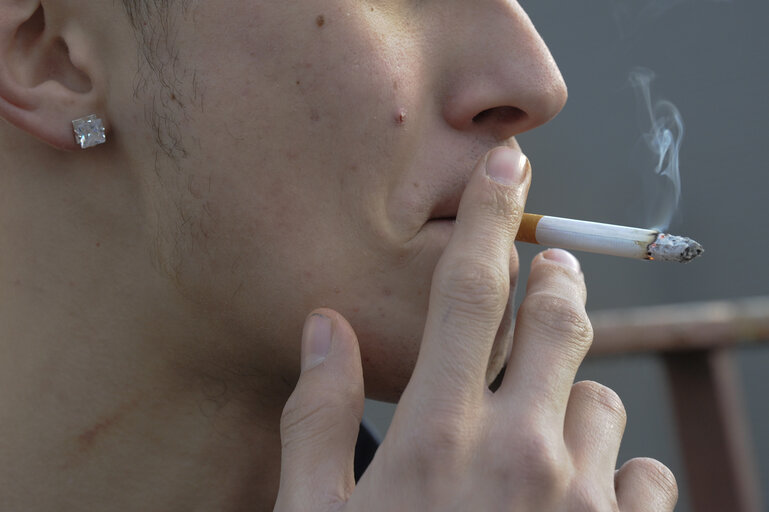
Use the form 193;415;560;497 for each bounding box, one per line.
275;147;678;511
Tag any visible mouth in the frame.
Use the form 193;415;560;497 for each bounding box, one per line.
403;216;457;254
427;193;463;225
422;217;457;239
414;141;521;238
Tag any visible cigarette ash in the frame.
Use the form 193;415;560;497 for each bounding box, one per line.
646;233;704;263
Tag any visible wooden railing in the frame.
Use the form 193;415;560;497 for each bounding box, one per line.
589;296;769;512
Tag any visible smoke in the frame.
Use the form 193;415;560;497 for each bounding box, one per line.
628;67;684;232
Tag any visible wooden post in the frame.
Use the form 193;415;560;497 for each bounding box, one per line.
663;349;762;512
585;297;769;512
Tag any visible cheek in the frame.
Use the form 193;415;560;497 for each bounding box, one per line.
219;4;416;145
184;4;419;228
183;0;422;154
166;2;431;390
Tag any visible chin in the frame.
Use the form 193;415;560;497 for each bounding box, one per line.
360;341;509;402
361;350;420;404
330;283;430;403
340;292;512;403
353;326;423;404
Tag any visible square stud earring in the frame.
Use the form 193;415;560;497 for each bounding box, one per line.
72;115;106;149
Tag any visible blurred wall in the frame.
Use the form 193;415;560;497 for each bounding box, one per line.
364;1;769;510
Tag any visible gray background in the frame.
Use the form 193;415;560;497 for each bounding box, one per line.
363;1;769;510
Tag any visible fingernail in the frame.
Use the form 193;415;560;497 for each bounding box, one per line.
302;313;333;371
543;249;581;272
485;147;529;186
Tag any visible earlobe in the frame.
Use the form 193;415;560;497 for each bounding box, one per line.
0;1;106;150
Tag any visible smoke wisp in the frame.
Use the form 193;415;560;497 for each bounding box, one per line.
628;67;684;232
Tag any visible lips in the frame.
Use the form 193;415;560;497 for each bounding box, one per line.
419;141;522;227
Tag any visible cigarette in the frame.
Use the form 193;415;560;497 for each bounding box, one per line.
517;214;704;263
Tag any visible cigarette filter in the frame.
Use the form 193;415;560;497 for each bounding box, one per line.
517;214;704;263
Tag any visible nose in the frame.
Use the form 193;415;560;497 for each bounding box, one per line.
435;1;568;141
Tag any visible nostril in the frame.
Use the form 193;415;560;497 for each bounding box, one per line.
472;106;527;125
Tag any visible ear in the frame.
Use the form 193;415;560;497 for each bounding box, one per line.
0;1;106;151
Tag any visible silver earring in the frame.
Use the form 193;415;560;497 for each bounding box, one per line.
72;115;106;149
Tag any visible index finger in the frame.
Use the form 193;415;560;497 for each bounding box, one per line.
406;147;530;404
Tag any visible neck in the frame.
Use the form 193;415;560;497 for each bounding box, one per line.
0;264;288;512
0;160;292;512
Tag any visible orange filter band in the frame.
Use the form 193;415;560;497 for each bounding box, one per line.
517;213;543;244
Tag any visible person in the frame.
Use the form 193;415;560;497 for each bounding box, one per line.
0;0;679;510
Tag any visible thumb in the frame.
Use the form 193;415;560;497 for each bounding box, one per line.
275;309;365;511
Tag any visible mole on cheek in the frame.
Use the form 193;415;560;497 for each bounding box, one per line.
395;109;407;126
316;14;325;27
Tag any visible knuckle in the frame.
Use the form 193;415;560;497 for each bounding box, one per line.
279;387;361;449
514;430;569;493
520;292;593;349
423;408;477;453
279;393;319;447
573;381;627;427
407;417;477;480
568;481;618;512
480;184;523;224
435;259;509;316
633;458;679;505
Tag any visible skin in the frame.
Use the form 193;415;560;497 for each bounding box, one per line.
0;0;678;510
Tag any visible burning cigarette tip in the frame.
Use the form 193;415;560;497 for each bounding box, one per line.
646;233;704;263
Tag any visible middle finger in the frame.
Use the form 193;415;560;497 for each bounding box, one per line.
497;249;591;424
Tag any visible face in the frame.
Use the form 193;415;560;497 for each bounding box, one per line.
113;0;567;401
